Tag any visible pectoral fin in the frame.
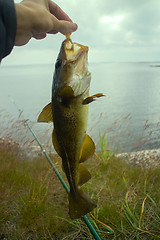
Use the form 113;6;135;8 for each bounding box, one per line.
52;129;62;157
77;163;91;186
82;93;105;105
59;86;74;98
79;134;95;163
58;86;74;108
37;103;53;122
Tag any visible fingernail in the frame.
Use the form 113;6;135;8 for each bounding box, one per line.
71;23;78;31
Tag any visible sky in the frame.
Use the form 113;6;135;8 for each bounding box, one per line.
2;0;160;65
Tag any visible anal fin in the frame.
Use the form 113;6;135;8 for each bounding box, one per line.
77;163;91;186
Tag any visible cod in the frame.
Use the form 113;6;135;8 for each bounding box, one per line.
38;37;104;219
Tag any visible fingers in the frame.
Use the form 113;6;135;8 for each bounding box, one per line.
48;19;78;35
48;1;78;35
15;0;78;47
33;33;47;39
29;1;78;35
59;21;78;35
48;0;72;22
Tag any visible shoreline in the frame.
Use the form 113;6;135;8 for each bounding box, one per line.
116;149;160;168
0;137;160;168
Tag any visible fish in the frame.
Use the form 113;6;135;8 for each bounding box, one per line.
37;37;104;219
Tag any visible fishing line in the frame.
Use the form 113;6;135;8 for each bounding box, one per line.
9;96;102;240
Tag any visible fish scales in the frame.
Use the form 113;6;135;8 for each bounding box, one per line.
38;37;104;219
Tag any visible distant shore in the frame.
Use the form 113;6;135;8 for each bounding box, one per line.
150;64;160;67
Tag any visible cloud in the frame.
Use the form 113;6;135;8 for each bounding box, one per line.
4;0;160;64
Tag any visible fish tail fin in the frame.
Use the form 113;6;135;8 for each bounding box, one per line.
68;189;97;219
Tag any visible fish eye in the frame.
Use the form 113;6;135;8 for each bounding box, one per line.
55;59;62;69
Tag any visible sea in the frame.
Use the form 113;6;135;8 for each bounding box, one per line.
0;62;160;153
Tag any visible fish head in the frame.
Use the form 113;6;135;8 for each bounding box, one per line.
52;39;91;99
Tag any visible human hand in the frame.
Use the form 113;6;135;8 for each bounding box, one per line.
15;0;78;46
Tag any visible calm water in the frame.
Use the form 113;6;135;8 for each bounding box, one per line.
0;62;160;153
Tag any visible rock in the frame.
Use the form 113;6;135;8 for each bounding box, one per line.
20;145;43;159
116;149;160;168
0;137;20;152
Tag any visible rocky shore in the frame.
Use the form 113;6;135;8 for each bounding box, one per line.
116;149;160;168
0;137;160;168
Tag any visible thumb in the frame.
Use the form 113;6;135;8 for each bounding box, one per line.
49;19;78;35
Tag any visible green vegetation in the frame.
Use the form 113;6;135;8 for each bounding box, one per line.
0;140;160;239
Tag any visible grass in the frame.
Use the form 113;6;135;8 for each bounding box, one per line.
0;148;71;239
0;138;160;239
90;145;160;239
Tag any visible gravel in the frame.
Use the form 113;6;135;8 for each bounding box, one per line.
116;149;160;168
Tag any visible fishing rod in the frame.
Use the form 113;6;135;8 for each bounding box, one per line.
9;96;102;240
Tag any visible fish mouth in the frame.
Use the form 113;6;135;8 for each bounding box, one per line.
63;39;88;62
55;39;90;97
63;39;89;77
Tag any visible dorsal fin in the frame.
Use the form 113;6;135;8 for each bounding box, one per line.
79;134;95;163
37;103;53;122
